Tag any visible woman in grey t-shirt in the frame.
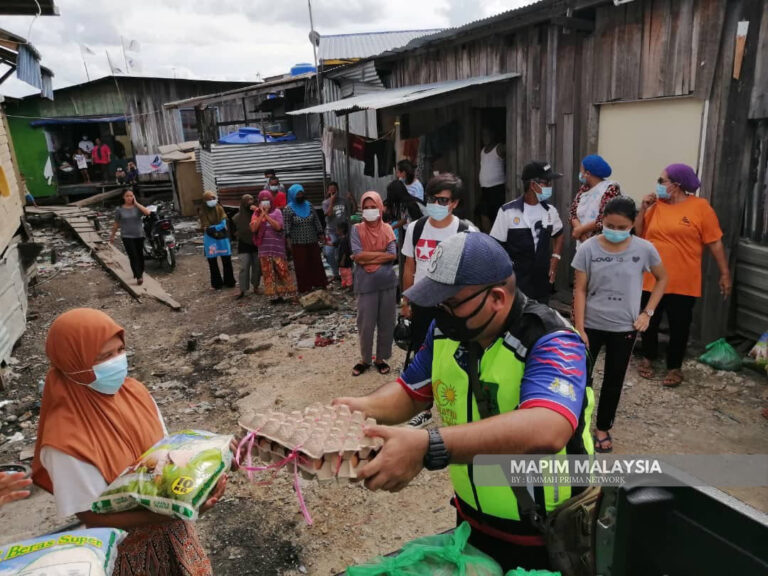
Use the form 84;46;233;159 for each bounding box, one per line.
109;189;151;284
572;197;667;453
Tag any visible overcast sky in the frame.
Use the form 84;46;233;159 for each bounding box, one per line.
1;0;532;98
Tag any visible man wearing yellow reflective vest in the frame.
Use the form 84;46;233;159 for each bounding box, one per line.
334;232;594;571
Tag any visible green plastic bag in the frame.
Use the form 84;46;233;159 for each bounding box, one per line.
698;338;742;371
347;522;503;576
505;569;561;576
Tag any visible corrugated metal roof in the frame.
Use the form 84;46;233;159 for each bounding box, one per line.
164;72;315;109
318;30;441;61
382;0;553;55
288;72;519;116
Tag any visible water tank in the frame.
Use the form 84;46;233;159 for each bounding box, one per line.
290;63;316;76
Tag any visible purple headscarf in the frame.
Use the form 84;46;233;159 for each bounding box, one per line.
665;163;701;193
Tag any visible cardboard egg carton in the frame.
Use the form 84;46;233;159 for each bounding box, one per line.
238;403;382;483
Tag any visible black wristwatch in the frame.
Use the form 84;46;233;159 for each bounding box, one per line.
423;428;451;471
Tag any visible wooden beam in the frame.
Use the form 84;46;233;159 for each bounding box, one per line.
31;207;181;310
69;187;125;207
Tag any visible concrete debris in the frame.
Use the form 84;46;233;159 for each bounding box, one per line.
296;339;316;350
217;333;231;342
299;290;336;312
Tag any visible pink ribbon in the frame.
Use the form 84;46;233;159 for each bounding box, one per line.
236;431;313;525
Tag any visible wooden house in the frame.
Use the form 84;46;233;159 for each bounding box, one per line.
291;0;768;343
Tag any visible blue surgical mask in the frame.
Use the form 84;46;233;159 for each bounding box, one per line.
205;199;217;208
89;353;128;395
655;183;670;199
536;186;552;202
578;173;587;185
425;203;450;221
603;228;631;244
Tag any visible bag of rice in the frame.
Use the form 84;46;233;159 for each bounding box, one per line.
92;430;232;521
0;528;125;576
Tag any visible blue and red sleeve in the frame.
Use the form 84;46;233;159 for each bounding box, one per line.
397;322;435;403
518;331;587;430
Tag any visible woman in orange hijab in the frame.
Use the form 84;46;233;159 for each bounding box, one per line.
350;191;398;376
32;308;223;576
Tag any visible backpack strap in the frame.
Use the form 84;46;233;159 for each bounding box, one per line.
410;216;429;250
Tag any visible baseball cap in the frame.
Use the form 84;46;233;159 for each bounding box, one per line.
521;161;563;182
404;233;514;308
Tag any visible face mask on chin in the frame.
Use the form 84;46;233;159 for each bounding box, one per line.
434;286;498;342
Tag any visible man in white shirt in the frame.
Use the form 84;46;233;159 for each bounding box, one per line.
477;127;507;232
401;173;477;428
490;161;564;304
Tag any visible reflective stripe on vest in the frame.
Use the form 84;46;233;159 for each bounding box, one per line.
432;333;595;521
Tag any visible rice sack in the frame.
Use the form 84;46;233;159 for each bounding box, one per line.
0;528;125;576
92;430;232;521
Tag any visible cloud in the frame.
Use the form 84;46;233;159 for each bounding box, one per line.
0;0;532;99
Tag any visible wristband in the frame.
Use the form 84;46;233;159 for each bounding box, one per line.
551;253;561;260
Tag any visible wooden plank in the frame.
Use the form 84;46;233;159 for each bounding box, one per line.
748;0;768;119
30;206;181;310
665;0;694;96
693;0;728;99
641;0;672;99
69;187;125;207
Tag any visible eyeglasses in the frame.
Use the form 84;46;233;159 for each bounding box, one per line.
438;283;504;315
657;177;673;185
427;196;453;206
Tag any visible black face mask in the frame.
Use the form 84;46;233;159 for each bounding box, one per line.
435;286;498;342
295;194;306;203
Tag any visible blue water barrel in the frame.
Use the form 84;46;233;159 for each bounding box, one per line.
290;63;317;76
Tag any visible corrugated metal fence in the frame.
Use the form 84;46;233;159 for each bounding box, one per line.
735;120;768;339
199;140;326;204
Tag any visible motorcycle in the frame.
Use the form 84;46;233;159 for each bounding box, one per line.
142;205;178;270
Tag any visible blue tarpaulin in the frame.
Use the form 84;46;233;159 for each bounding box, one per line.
30;115;128;127
217;127;297;144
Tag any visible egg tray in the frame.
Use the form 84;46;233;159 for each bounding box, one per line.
238;403;382;482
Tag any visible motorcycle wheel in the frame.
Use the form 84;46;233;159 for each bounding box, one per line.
163;246;176;270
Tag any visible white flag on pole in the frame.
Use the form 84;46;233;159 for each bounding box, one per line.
127;56;142;73
106;51;123;74
125;39;141;53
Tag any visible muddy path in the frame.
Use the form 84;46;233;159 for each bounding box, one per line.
1;219;766;574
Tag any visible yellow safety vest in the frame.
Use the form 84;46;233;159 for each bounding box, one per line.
431;327;595;521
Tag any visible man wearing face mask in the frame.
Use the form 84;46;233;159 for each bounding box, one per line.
401;173;477;427
334;232;592;571
490;161;564;303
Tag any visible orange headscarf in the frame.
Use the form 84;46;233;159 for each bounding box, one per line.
355;191;396;273
32;308;164;493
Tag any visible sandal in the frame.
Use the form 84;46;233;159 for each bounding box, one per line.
662;369;684;388
637;358;655;380
593;432;613;453
234;292;246;300
352;363;371;377
374;361;391;375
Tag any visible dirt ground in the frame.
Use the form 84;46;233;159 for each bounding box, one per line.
1;214;767;575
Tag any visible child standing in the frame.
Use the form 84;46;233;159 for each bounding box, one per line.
572;197;668;453
336;221;353;290
74;150;89;183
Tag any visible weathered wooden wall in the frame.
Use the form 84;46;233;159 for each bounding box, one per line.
32;78;250;154
0;109;23;255
380;0;766;341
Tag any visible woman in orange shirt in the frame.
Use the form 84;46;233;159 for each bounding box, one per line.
634;163;731;387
